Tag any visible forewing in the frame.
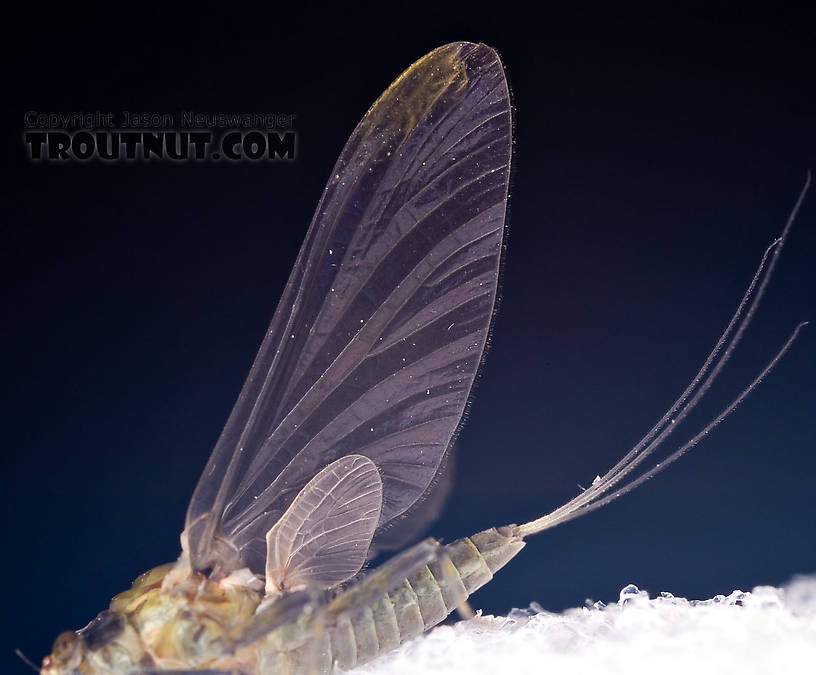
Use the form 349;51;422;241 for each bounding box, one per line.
184;42;513;574
369;441;458;555
265;454;382;593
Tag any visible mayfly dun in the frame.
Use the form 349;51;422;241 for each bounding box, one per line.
36;42;809;675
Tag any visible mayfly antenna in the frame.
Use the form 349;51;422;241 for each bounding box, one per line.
15;648;39;672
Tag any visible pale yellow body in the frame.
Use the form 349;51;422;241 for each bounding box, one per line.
40;527;524;675
42;560;266;674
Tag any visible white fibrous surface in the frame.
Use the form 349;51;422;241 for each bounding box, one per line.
351;576;816;674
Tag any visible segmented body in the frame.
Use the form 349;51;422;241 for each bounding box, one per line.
50;527;523;674
300;527;523;673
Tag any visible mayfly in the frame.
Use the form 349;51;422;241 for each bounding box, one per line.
36;42;809;675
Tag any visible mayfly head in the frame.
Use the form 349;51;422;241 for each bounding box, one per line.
40;610;137;675
39;631;80;674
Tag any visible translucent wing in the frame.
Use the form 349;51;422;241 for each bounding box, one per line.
184;42;513;575
265;454;382;594
370;441;458;555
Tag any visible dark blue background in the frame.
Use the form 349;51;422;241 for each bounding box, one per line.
3;5;814;671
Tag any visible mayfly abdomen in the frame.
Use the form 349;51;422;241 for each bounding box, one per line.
445;527;526;594
322;526;525;671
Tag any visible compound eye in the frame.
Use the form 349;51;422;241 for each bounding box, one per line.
50;630;81;668
80;610;125;651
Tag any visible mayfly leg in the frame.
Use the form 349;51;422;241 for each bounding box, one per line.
222;540;443;673
229;587;327;650
322;538;447;670
327;538;441;619
433;550;476;620
249;539;444;673
231;588;333;675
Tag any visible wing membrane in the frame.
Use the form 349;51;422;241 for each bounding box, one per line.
184;42;513;575
265;454;382;593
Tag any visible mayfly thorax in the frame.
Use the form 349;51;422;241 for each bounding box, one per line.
37;42;809;675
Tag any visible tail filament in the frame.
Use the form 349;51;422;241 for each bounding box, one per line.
517;173;811;538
